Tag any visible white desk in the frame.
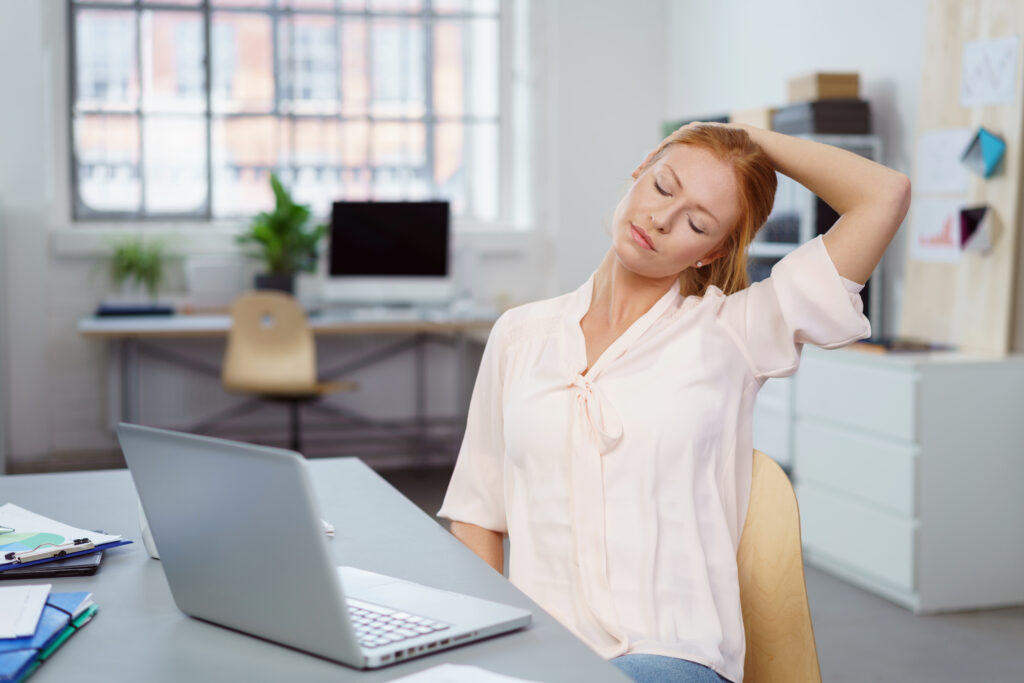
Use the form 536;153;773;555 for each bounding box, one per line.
2;458;628;681
78;308;498;459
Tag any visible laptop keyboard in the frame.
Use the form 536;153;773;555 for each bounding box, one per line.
346;598;451;650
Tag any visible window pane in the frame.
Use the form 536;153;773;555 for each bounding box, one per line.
143;117;207;213
370;18;424;118
212;116;280;215
339;18;368;117
75;9;138;112
434;19;497;118
433;0;499;13
469;121;498;221
288;118;341;166
281;0;337;8
141;10;205;114
342;120;370;167
141;0;201;6
75;114;141;213
278;14;339;115
211;11;274;114
369;0;422;12
436;121;497;220
370;121;427;199
211;0;271;7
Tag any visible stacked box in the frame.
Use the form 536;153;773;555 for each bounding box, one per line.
787;72;860;102
771;100;871;135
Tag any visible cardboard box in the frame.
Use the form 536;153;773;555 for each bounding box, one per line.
729;107;776;130
772;99;871;135
787;72;860;102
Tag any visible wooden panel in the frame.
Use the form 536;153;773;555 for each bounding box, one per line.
796;482;919;593
795;352;917;442
794;418;919;517
900;0;1024;354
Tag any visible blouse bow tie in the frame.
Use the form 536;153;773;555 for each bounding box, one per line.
569;375;623;454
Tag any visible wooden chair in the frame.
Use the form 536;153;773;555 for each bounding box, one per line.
222;291;357;453
737;449;823;683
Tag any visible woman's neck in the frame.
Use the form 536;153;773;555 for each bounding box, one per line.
589;249;678;328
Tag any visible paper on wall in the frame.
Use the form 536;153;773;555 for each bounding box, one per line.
961;36;1019;107
916;129;973;194
909;197;963;263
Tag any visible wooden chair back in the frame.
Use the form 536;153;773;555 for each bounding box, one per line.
737;449;822;683
222;291;317;395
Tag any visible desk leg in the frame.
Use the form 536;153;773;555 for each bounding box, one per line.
416;333;427;465
452;331;467;461
120;338;139;424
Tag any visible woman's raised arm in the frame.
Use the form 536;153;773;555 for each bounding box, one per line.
736;123;911;284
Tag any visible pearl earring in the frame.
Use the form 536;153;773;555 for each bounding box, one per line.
696;260;703;268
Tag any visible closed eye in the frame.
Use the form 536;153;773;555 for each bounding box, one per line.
689;218;705;235
654;179;670;196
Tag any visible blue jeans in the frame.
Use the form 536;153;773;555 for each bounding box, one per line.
611;654;733;683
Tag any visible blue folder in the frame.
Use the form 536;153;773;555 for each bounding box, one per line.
0;592;96;683
0;539;131;574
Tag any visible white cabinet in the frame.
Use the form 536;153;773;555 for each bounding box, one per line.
791;346;1024;613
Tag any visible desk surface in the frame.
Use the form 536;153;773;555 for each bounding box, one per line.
3;459;626;682
78;307;498;339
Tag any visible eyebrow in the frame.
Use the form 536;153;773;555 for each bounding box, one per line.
662;164;721;232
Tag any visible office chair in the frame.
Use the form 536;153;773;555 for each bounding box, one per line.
222;291;357;454
737;449;823;683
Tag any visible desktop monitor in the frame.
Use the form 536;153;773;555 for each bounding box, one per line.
324;200;453;305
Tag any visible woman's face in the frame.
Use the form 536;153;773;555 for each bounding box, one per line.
610;143;741;281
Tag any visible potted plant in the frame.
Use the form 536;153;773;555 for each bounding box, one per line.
109;237;165;301
237;172;327;294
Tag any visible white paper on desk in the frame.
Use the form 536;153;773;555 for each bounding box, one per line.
0;503;122;567
388;663;545;683
961;36;1019;107
917;129;973;194
0;584;51;638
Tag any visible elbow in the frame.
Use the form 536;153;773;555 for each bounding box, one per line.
889;172;912;223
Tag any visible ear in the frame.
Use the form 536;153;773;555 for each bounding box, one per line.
701;247;730;267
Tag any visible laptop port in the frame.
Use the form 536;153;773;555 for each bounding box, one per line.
440;638;450;645
395;652;404;659
407;648;416;656
382;655;391;662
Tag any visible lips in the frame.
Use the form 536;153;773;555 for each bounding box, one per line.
630;223;655;251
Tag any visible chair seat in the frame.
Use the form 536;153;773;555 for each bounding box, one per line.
226;380;359;400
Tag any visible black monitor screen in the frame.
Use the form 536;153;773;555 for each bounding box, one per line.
329;201;449;277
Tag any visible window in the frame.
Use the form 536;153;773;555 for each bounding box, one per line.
69;0;508;225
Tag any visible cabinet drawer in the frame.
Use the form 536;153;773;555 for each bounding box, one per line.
795;353;916;441
794;418;918;516
797;482;918;593
753;402;792;467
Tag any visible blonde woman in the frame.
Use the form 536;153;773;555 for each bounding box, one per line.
438;122;910;683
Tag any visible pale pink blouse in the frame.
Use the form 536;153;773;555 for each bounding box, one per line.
437;236;870;683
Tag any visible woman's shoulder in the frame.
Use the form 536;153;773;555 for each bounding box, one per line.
492;290;577;345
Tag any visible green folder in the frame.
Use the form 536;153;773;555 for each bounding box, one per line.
14;605;98;683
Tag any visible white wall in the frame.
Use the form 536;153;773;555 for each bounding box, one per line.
541;0;669;293
665;0;927;336
0;0;670;464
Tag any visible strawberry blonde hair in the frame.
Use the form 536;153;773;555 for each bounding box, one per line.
636;124;777;297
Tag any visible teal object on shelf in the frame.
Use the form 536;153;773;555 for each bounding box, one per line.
961;126;1006;178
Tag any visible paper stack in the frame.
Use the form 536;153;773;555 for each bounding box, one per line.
0;588;98;683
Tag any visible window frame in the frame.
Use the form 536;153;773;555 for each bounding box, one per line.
66;0;522;231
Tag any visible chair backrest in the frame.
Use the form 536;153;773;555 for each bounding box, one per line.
737;450;822;683
222;291;317;395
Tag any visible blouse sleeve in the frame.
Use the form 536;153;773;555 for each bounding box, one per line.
436;312;511;533
718;235;871;379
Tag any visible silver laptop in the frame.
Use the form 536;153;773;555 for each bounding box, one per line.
117;423;531;669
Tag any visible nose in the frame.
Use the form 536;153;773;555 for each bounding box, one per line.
650;212;670;234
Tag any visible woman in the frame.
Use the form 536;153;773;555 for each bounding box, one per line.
437;122;910;683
